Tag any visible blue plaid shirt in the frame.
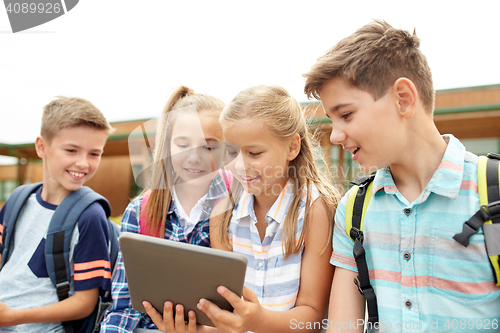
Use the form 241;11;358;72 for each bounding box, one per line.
100;173;230;332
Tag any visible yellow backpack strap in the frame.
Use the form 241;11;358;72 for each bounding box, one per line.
345;186;359;241
346;177;375;241
345;175;378;324
481;153;500;286
454;153;500;286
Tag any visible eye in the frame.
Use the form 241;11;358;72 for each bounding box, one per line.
204;146;214;151
341;112;352;120
249;152;261;156
66;149;76;153
177;144;188;149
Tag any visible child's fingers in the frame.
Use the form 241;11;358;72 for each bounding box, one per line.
217;286;247;313
175;304;186;332
162;301;176;332
142;301;167;331
187;310;197;333
197;298;235;328
241;286;259;303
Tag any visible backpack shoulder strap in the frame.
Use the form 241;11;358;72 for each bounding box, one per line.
1;182;43;268
480;153;500;286
45;186;111;302
454;154;500;244
454;153;500;286
107;219;120;275
345;175;375;241
344;174;378;325
139;191;160;237
219;169;233;192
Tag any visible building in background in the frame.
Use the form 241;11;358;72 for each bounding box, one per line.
1;83;499;217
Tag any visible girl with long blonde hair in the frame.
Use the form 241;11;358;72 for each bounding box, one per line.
146;85;340;333
101;86;231;332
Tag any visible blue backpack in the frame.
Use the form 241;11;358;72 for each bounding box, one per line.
0;182;120;333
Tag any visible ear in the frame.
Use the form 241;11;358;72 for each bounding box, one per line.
287;133;301;161
393;78;418;119
35;136;48;159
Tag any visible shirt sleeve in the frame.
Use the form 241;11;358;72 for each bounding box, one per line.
100;197;157;332
330;190;358;273
73;202;112;292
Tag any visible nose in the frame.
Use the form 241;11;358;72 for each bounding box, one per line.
75;154;89;169
233;153;247;173
329;122;346;145
187;147;202;164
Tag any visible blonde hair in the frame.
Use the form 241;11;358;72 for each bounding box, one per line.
218;85;340;258
144;86;225;236
41;96;114;142
303;20;435;113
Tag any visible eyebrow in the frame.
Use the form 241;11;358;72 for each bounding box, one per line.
172;136;220;143
205;138;220;143
330;103;352;113
240;144;264;149
64;143;103;153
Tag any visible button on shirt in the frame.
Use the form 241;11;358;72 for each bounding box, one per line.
330;135;500;332
228;181;319;312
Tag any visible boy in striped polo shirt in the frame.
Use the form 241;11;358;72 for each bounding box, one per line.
0;96;114;332
304;20;500;332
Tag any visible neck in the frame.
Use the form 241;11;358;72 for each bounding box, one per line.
389;123;447;203
174;182;209;215
40;180;71;206
253;178;288;214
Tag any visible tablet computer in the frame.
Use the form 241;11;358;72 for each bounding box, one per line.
119;232;247;326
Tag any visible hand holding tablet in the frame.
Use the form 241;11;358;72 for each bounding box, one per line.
119;233;247;327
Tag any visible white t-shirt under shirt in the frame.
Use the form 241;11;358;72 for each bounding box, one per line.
171;187;208;234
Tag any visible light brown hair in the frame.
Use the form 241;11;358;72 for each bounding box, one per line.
144;86;225;236
217;85;340;258
41;96;114;142
304;20;435;113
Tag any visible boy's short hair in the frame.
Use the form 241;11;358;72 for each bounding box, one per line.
304;20;435;113
41;96;114;143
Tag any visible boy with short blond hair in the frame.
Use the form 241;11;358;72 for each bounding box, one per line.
304;20;500;332
0;96;114;332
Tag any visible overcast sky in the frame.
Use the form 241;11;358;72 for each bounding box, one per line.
1;0;500;153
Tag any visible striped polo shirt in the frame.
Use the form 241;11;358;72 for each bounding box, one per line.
228;181;319;311
331;135;500;332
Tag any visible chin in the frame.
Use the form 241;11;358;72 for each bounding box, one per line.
181;177;212;188
241;184;261;195
64;184;83;192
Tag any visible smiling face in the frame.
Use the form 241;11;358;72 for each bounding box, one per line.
223;119;292;197
319;78;402;172
169;112;224;188
36;126;108;203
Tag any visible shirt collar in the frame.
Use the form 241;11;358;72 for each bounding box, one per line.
235;180;295;224
168;170;231;216
372;134;466;200
172;187;207;224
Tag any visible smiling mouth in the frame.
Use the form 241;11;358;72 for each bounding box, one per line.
185;168;205;173
68;171;85;178
348;147;360;155
240;175;260;181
